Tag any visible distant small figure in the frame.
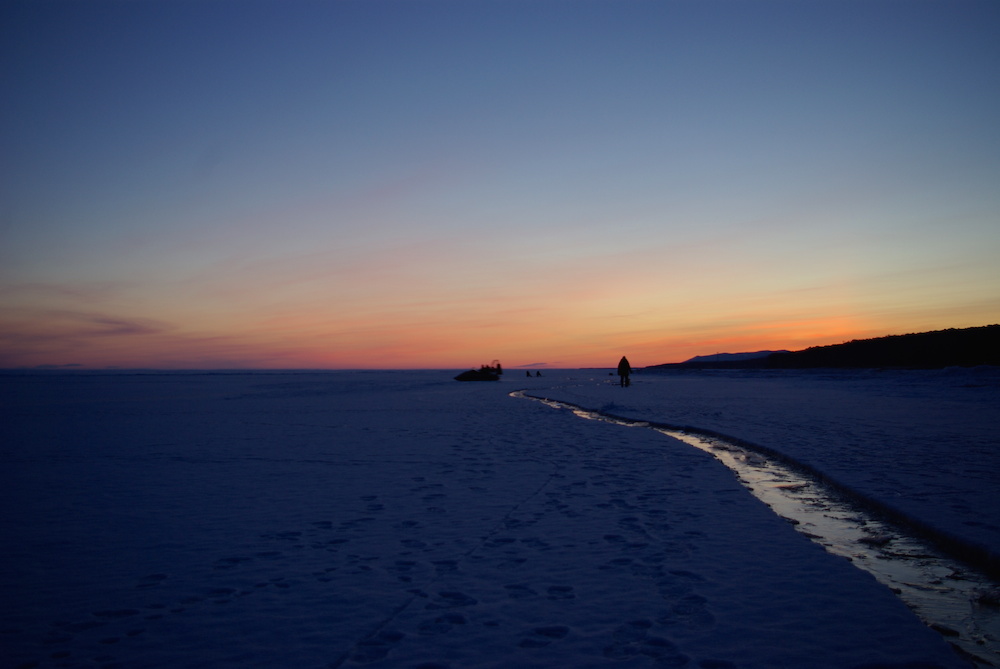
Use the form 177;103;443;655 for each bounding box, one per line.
526;370;532;377
617;356;632;387
535;370;542;377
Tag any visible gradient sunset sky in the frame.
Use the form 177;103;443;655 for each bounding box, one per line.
2;0;998;369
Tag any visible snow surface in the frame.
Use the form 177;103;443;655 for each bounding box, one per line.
534;367;1000;565
0;370;983;668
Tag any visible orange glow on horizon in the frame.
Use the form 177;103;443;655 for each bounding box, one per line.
2;266;995;370
2;1;998;372
2;309;990;370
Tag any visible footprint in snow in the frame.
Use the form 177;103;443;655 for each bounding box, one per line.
426;591;478;609
347;629;405;663
603;620;689;665
432;559;458;575
659;593;715;629
518;625;570;648
485;536;517;549
519;537;551;550
418;612;466;635
93;609;141;620
401;538;427;549
135;573;168;588
504;584;537;600
546;585;575;600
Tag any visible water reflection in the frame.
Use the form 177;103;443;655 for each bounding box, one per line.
515;391;999;667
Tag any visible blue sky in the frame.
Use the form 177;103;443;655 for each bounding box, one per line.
2;0;998;368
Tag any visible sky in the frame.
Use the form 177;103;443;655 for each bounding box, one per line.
2;0;999;369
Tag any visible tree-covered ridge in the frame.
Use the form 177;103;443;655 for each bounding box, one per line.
650;325;1000;370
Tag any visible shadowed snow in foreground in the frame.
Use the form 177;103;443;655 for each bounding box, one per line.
0;370;986;668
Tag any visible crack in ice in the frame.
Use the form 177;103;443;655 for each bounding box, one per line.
513;389;1000;667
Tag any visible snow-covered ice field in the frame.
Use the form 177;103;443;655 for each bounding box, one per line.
1;369;994;668
534;367;1000;567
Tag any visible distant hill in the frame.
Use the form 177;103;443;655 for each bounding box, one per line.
683;350;790;364
648;325;1000;370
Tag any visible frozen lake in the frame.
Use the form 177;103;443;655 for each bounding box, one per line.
1;369;993;668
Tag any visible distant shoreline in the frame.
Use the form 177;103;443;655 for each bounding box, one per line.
648;324;1000;370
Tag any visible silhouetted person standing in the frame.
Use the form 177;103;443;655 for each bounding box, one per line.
617;356;631;387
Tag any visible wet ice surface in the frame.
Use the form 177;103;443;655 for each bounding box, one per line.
0;370;980;668
517;392;1000;666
